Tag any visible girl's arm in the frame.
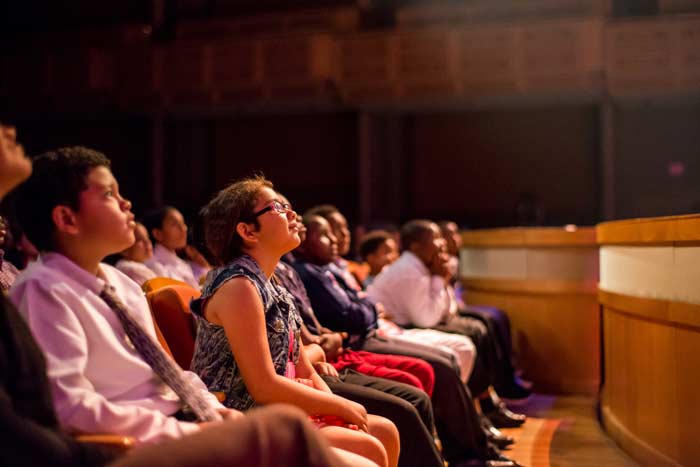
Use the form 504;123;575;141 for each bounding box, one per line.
295;344;333;393
204;277;368;431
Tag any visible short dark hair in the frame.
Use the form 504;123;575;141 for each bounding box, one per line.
15;146;110;252
400;219;435;252
305;204;339;220
200;175;272;266
358;230;392;261
141;206;178;242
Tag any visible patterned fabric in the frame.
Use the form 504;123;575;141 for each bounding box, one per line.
0;250;19;292
99;284;222;423
190;255;302;411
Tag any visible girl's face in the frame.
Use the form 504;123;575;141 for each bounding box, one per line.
154;209;188;251
121;223;153;263
248;187;300;255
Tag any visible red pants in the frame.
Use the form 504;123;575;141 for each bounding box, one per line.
331;350;435;396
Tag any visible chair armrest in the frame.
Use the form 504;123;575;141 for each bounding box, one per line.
75;434;135;453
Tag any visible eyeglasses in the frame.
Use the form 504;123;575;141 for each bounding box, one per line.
247;200;292;221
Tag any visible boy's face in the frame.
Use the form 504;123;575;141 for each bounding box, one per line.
72;166;135;257
300;216;338;266
153;209;188;251
326;211;351;257
366;238;399;275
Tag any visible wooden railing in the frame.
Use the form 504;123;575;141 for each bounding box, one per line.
597;214;700;467
459;226;600;395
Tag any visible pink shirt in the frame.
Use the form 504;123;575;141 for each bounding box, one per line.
10;253;222;443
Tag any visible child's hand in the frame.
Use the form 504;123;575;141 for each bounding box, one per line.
319;332;344;361
312;361;339;377
340;399;369;433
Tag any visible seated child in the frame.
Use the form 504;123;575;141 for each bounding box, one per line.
11;147;233;443
190;176;399;467
142;207;202;288
115;222;157;286
358;230;399;288
0;131;367;467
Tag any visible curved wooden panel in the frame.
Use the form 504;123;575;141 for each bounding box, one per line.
599;213;700;467
460;226;599;395
597;213;700;244
462;226;596;247
601;299;700;467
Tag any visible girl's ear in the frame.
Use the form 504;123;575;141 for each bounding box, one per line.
236;221;259;246
51;205;80;235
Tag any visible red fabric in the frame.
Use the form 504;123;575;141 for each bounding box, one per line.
331;350;435;396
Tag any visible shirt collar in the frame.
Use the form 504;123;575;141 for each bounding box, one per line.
40;252;107;295
152;243;181;265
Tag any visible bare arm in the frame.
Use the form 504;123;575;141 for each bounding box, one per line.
205;278;368;431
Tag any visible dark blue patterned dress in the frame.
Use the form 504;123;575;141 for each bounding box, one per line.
189;255;302;411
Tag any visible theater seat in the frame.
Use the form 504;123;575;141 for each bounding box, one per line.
76;434;135;453
146;285;201;370
142;277;193;294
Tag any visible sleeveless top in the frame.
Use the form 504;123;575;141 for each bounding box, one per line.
189;255;302;411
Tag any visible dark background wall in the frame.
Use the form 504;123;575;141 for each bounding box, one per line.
615;104;700;218
408;107;600;227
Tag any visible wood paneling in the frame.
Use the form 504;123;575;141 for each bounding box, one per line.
397;0;612;27
462;227;596;247
597;213;700;244
460;226;600;395
606;16;700;95
601;303;700;466
599;213;700;466
465;287;600;395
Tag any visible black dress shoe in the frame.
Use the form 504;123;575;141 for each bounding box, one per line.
482;416;515;449
485;402;526;428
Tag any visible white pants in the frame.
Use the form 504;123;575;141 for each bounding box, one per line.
381;324;476;384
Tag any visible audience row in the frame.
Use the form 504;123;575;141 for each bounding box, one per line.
1;127;532;467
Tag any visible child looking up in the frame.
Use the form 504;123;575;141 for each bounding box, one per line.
191;176;399;467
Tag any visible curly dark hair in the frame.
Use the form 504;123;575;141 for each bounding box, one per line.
200;175;273;266
15;146;111;252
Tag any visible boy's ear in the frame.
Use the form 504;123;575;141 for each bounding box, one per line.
236;221;258;246
51;205;80;235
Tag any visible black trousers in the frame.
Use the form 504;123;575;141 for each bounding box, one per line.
323;369;443;467
435;311;516;396
362;336;488;463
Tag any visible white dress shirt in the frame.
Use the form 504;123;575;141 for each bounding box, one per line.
145;244;199;288
10;253;222;443
367;251;457;328
115;259;157;287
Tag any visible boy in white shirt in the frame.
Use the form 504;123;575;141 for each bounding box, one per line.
10;147;233;443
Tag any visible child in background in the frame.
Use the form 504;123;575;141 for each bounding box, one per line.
115;222;157;286
358;230;399;288
142;207;202;288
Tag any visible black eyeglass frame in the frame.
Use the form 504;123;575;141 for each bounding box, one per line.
244;200;292;222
